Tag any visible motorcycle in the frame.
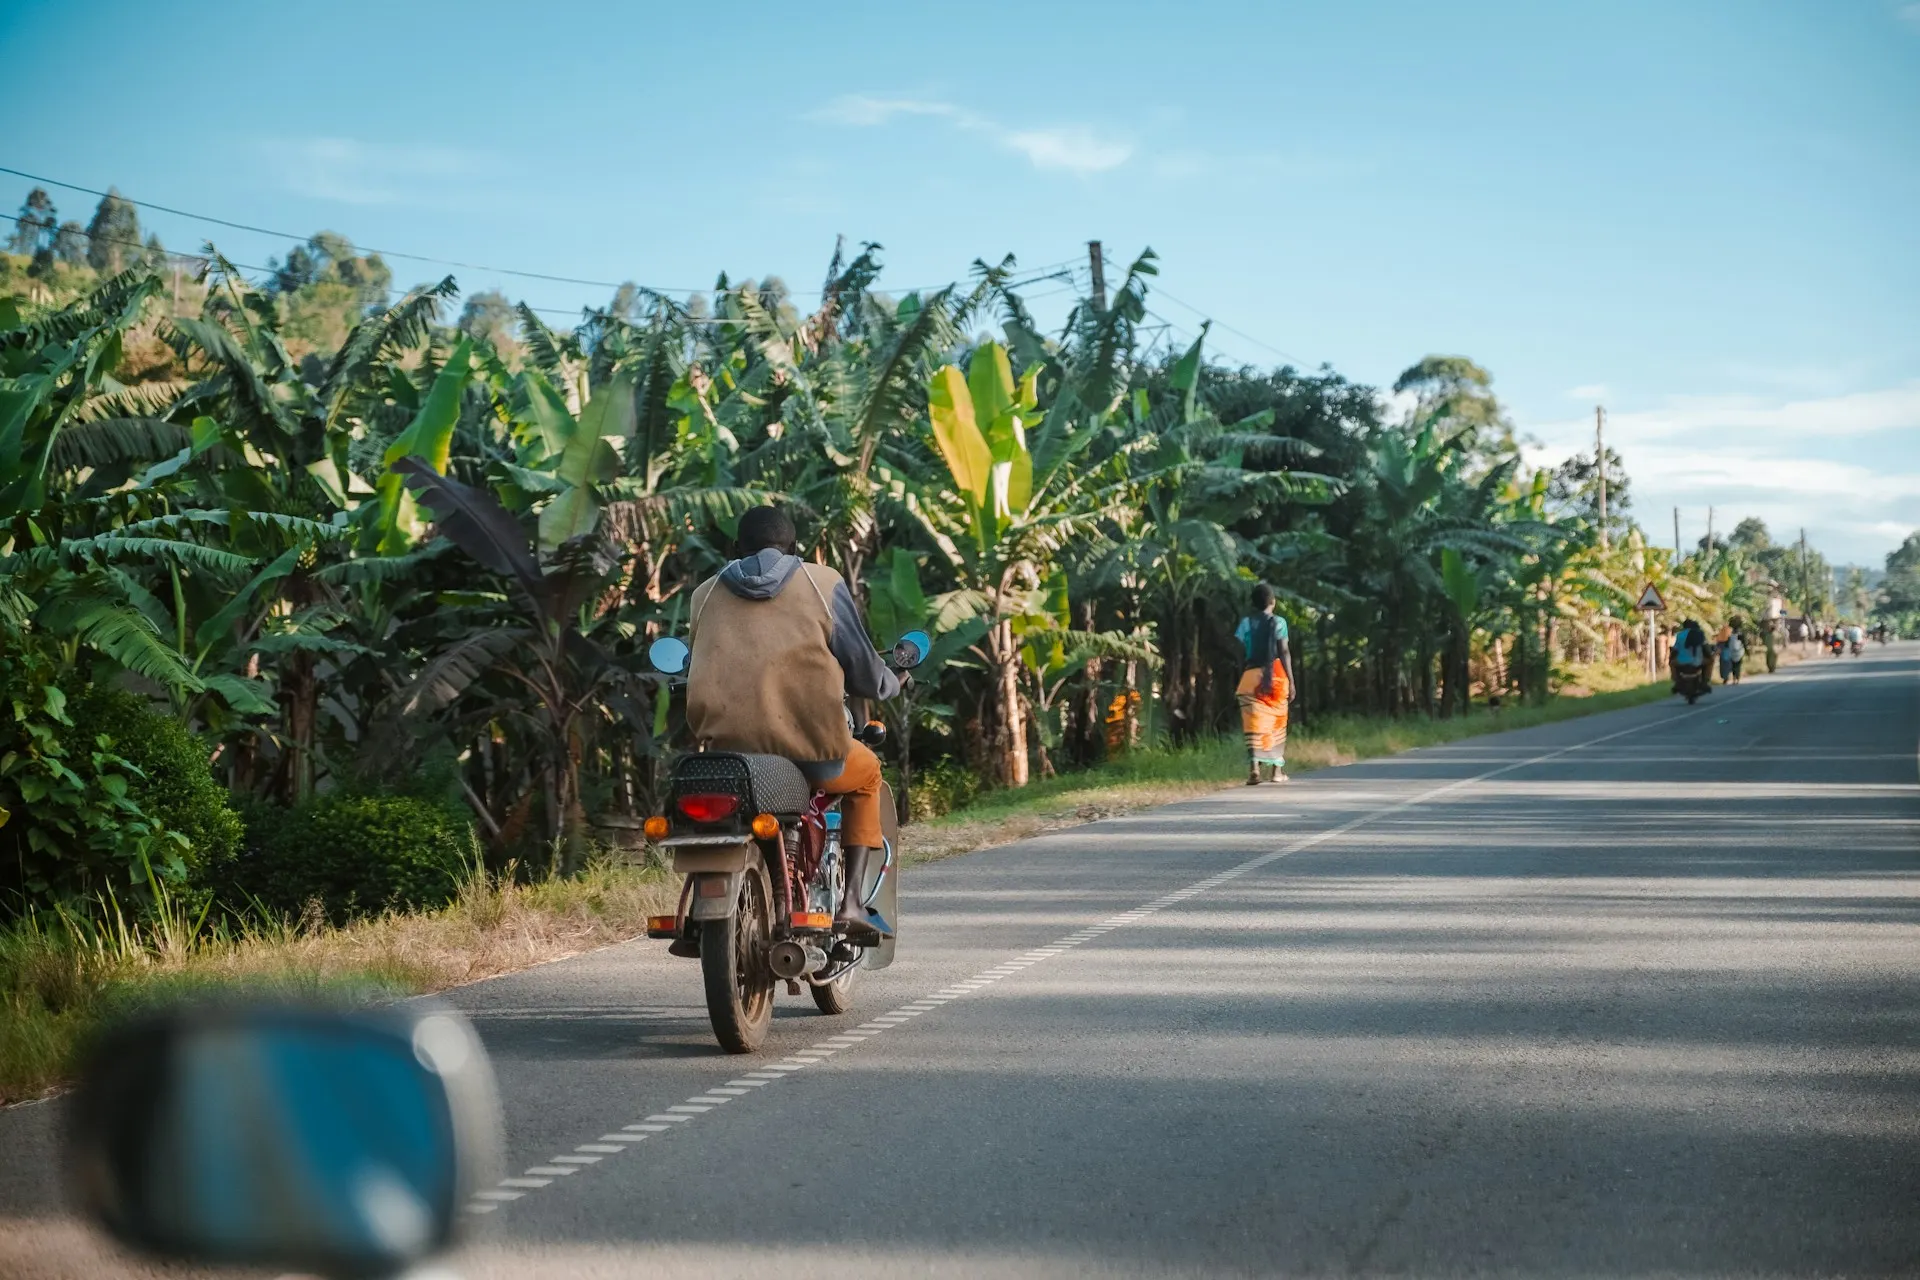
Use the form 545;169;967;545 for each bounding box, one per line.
1850;637;1863;656
1830;635;1846;657
641;629;929;1053
1673;660;1710;704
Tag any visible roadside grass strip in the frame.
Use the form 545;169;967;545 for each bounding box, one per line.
465;681;1782;1216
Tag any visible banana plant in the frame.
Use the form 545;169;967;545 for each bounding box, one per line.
904;338;1121;785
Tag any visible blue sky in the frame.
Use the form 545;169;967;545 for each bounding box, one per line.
4;0;1916;565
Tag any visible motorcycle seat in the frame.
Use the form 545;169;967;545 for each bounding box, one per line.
735;753;813;816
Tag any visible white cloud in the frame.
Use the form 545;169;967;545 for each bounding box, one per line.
1001;126;1132;175
812;95;967;128
1567;383;1608;401
1537;382;1920;445
813;93;1131;174
1900;2;1920;31
1521;382;1920;564
268;137;496;206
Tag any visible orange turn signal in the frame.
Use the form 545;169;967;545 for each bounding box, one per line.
790;911;831;930
750;812;780;840
645;914;680;937
642;815;669;841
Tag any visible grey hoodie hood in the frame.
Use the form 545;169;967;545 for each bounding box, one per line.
718;548;805;600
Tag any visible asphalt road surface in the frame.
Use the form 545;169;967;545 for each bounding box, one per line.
3;644;1916;1278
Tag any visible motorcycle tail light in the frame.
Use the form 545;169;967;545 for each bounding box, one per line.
645;915;680;937
675;793;741;823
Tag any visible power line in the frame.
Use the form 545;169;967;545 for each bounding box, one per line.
0;164;1079;301
1149;282;1314;368
0;164;715;294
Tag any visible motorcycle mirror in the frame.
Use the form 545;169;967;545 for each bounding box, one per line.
893;630;931;669
67;1001;501;1280
648;636;690;675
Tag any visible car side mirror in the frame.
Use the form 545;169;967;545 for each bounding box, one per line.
892;630;930;669
648;636;690;674
67;1002;501;1280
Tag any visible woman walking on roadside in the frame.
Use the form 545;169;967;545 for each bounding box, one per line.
1722;623;1747;684
1235;584;1298;785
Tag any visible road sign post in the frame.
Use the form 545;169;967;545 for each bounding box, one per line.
1637;582;1666;681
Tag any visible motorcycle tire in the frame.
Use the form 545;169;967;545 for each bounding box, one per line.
810;848;858;1015
701;858;776;1053
810;963;856;1015
1685;691;1699;704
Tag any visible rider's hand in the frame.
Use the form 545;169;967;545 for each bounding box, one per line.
896;670;914;693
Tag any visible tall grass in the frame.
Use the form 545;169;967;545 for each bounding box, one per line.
0;848;675;1104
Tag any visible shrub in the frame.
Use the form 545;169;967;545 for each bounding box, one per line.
66;688;242;886
0;645;211;911
903;759;987;822
223;794;471;924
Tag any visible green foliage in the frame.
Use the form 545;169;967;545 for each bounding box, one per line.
903;759;987;821
1;216;1832;903
0;641;192;908
222;794;471;923
66;687;243;881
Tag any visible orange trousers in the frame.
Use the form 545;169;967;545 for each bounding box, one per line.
821;741;885;848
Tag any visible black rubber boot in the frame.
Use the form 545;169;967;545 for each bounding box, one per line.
836;845;882;944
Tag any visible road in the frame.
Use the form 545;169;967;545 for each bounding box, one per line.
3;644;1917;1277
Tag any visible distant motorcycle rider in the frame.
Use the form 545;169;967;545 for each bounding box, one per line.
1671;618;1710;695
685;506;900;942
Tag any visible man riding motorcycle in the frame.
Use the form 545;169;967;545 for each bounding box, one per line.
685;506;900;943
1671;617;1710;696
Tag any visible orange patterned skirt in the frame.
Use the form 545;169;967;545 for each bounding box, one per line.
1236;662;1289;766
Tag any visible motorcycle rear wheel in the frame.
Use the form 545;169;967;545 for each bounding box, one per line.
701;859;775;1053
810;961;856;1014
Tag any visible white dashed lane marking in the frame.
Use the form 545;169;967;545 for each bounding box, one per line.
466;685;1784;1215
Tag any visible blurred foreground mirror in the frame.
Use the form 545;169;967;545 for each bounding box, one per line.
67;1002;500;1280
648;635;689;674
893;629;931;668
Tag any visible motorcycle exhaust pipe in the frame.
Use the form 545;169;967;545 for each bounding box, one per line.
768;939;830;980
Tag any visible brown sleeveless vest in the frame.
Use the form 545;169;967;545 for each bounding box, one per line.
685;562;854;766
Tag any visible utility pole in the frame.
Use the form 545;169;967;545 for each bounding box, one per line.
1799;527;1809;619
1087;240;1107;314
1673;507;1681;567
1706;505;1714;555
1595;405;1608;551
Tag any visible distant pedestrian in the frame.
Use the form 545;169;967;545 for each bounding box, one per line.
1236;584;1297;785
1720;627;1746;684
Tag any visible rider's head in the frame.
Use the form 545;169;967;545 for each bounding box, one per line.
1252;583;1275;613
735;506;798;558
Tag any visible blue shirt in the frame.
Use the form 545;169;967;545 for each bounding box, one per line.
1235;614;1288;663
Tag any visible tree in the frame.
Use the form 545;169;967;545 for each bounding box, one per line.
458;290;521;359
7;188;56;257
1393;355;1514;458
1548;445;1631;539
1876;533;1920;634
53;221;88;266
84;188;142;274
909;339;1107;786
1728;517;1771;553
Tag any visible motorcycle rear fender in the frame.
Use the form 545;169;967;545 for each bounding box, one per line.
672;842;751;875
686;870;745;921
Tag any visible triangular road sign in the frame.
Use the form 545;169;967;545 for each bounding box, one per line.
1636;582;1666;611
